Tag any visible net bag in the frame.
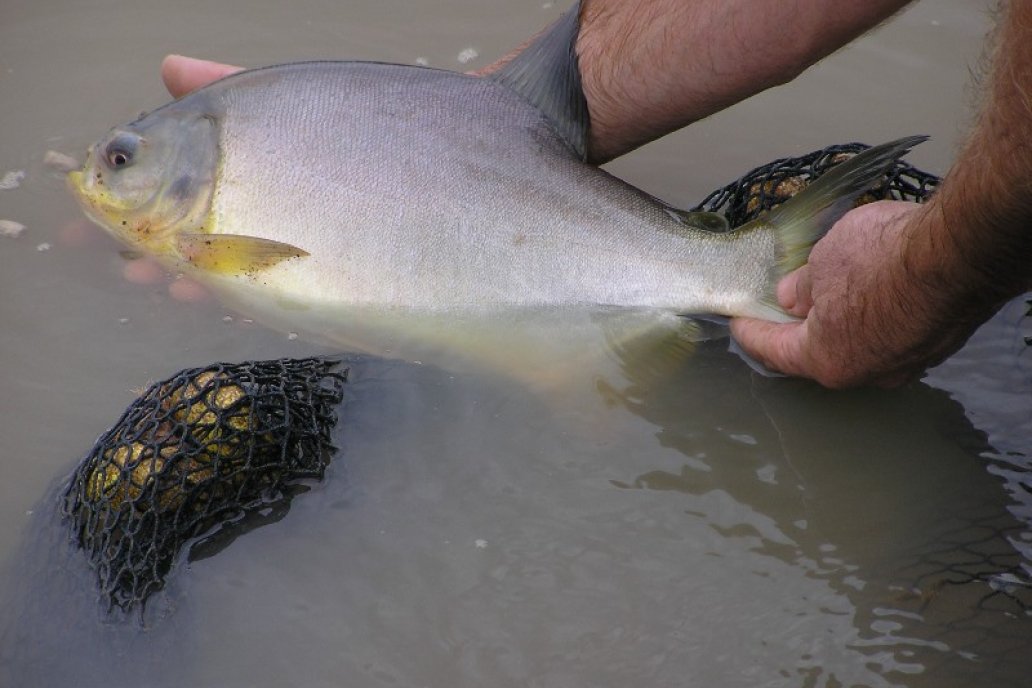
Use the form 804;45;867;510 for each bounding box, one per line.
62;357;347;612
691;141;942;227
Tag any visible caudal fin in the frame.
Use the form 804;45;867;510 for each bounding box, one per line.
742;135;928;321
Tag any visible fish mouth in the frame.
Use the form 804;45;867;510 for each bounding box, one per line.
66;168;84;198
66;166;127;244
66;168;99;222
66;168;102;224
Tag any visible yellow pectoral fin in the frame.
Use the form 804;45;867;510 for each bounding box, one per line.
176;233;309;276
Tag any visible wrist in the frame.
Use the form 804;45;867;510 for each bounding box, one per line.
900;0;1032;306
918;144;1032;310
897;197;1009;347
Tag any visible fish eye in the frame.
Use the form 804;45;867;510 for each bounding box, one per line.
107;149;132;167
103;133;140;170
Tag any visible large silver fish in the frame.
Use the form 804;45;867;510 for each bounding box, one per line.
68;3;924;375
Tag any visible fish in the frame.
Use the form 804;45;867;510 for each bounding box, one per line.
67;2;925;377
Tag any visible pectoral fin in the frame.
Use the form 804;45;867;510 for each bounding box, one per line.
176;233;309;275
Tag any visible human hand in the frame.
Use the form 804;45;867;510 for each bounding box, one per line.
161;55;242;98
730;200;978;389
156;56;987;382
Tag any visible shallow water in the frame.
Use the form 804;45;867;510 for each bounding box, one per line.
2;1;1031;686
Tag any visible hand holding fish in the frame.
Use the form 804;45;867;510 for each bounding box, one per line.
148;0;1032;390
736;0;1032;386
730;201;980;388
155;53;939;388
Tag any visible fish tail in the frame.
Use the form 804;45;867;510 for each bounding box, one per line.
743;135;928;321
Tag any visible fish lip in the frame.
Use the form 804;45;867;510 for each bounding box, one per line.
66;168;85;199
65;168;92;213
66;166;119;240
65;142;97;204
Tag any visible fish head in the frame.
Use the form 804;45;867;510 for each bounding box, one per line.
68;107;219;257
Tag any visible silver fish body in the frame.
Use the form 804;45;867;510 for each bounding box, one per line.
174;62;770;314
68;4;924;372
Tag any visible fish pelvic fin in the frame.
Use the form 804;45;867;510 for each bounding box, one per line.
598;311;703;393
490;2;589;160
176;233;309;276
740;135;928;319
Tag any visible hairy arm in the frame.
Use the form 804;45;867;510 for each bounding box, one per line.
922;1;1032;312
731;0;1032;387
165;1;912;161
158;1;1032;390
573;0;912;161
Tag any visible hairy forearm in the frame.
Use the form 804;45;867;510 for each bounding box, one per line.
902;0;1032;326
574;0;913;161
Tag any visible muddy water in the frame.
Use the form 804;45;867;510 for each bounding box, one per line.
2;1;1030;686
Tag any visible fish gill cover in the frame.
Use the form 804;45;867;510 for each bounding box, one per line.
62;357;347;613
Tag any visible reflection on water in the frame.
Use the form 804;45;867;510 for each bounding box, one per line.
3;347;1030;687
607;341;1032;685
2;0;1030;686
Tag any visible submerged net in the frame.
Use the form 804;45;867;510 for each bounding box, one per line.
62;357;347;612
691;141;941;227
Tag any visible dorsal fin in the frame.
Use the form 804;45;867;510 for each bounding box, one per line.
489;2;590;160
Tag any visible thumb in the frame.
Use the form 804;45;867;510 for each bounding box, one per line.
729;317;809;378
162;55;242;98
777;265;813;317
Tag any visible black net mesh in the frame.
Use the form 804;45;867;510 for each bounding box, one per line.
893;501;1032;609
62;357;347;612
691;142;941;227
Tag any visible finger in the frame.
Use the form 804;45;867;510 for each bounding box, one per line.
776;265;813;318
123;257;165;285
168;277;209;303
774;266;802;315
729;317;810;378
161;55;242;98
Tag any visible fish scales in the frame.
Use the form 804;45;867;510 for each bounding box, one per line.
68;1;925;370
206;62;766;312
